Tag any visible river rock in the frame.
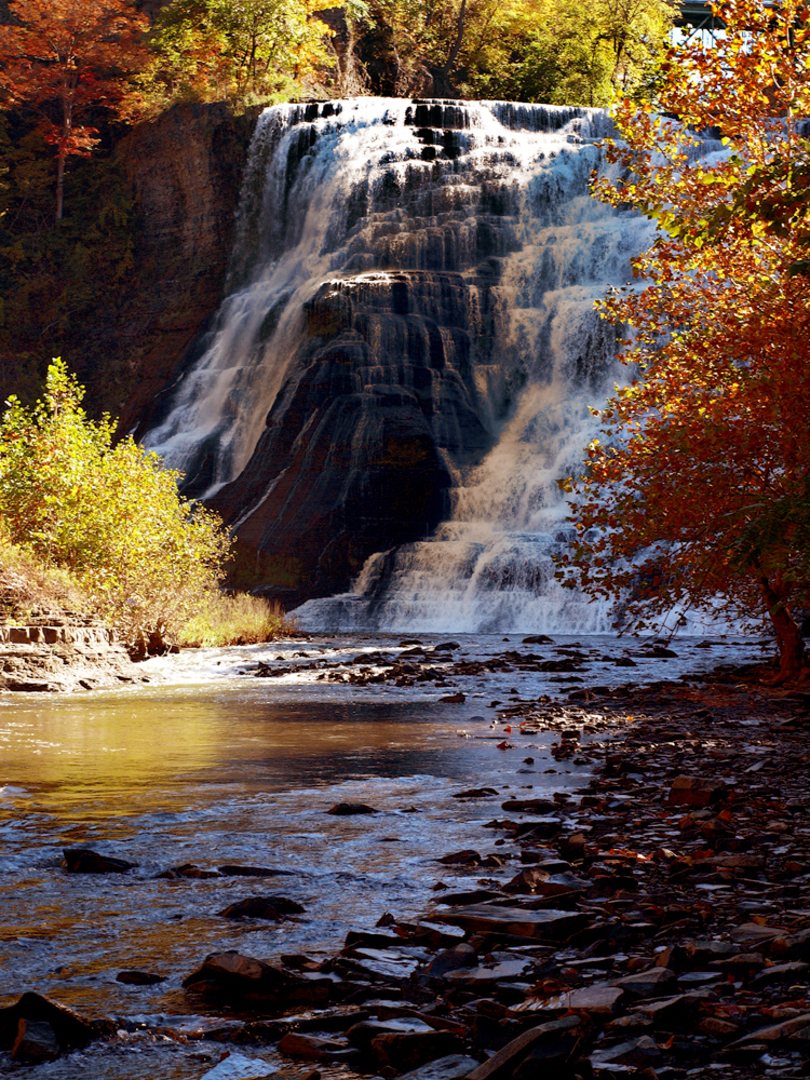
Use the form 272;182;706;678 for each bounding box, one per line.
437;849;482;866
431;904;587;942
278;1032;355;1062
218;896;306;920
731;1012;810;1044
611;966;678;998
466;1016;582;1080
200;1052;278;1079
0;993;108;1052
519;983;626;1017
338;946;425;981
218;864;295;877
183;951;332;1008
423;943;478;977
770;925;810;960
347;1018;437;1051
11;1019;61;1063
500;798;557;814
589;1035;661;1070
666;776;728;807
62;847;137;873
751;961;810;986
446;957;533;987
397;1054;481;1080
157;862;222;879
116;970;166;985
370;1030;464;1072
502;867;586;897
328;802;378;815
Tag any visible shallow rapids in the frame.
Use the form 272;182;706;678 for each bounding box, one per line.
0;632;767;1077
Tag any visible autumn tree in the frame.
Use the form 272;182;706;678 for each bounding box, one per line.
557;0;810;679
0;0;148;220
358;0;675;103
144;0;333;107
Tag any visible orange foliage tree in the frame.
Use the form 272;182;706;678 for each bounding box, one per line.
557;0;810;679
0;0;148;220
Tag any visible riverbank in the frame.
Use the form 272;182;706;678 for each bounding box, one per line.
0;615;150;693
2;643;809;1078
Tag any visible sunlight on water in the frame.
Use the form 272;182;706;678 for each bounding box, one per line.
0;632;767;1078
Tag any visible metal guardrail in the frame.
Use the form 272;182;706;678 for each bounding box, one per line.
677;1;726;29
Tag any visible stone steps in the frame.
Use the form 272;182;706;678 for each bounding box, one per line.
0;625;114;646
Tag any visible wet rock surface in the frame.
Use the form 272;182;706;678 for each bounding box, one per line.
0;611;149;692
5;649;810;1078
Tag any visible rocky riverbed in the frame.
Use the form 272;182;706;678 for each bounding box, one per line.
3;645;810;1079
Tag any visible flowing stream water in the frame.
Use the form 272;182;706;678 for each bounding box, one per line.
0;633;766;1078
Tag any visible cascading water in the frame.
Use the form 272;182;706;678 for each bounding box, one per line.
142;98;670;632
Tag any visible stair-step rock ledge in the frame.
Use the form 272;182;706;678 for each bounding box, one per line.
0;617;154;692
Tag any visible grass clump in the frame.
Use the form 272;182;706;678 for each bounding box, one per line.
178;592;295;647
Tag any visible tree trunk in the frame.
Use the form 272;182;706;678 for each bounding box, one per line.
761;575;804;680
56;154;65;222
56;96;72;222
441;0;467;77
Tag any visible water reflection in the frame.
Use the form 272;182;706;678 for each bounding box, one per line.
0;688;516;817
0;632;767;1080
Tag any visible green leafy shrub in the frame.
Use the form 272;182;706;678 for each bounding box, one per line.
0;358;230;650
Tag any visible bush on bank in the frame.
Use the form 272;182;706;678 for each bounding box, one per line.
0;358;293;652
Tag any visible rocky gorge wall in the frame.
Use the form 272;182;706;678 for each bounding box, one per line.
0;615;148;692
141;100;651;623
114;103;259;434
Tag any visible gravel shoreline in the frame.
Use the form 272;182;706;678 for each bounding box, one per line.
4;662;810;1079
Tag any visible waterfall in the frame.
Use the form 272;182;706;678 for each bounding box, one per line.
141;98;675;633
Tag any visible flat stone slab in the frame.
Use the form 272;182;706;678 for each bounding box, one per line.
446;958;533;985
466;1016;582;1080
612;966;678;998
348;1018;437;1049
589;1036;661;1069
398;1054;481;1080
666;776;727;807
346;948;425;979
730;922;787;946
512;983;625;1016
431;905;587;941
277;1032;351;1061
732;1012;810;1044
201;1053;277;1079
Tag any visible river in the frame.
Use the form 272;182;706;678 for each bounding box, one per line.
0;632;766;1078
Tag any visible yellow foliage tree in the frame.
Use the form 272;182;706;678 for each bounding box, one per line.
0;359;231;652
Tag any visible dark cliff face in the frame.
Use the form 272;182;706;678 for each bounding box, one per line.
0;48;254;419
210;268;499;602
116;103;257;433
